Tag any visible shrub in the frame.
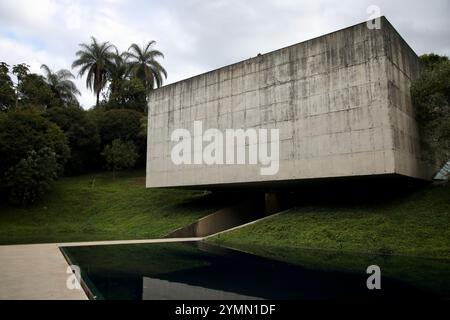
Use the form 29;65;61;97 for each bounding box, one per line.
4;148;59;204
96;109;146;166
102;139;138;177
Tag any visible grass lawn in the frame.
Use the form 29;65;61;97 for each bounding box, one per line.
209;183;450;260
0;170;217;245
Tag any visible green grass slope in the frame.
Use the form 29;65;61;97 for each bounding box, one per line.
209;183;450;260
0;170;216;245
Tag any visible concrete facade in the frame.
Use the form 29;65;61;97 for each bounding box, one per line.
146;17;433;189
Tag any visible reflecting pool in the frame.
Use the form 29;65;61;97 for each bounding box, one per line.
61;241;450;300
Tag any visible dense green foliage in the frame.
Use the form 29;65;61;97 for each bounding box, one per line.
44;107;100;174
0;37;166;204
102;139;139;175
106;77;147;112
105;53;146;112
419;53;449;70
209;183;450;259
0;111;69;203
0;171;218;244
5;147;59;204
412;54;450;167
0;62;15;111
1;62;80;111
18;73;59;109
0;111;69;174
96;109;146;164
97;109;143;146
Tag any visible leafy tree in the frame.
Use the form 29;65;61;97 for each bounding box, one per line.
1;63;58;111
106;77;147;112
18;73;59;109
0;111;70;178
96;109;146;167
4;147;59;204
412;54;450;167
72;37;116;107
0;112;69;204
102;139;138;177
12;63;30;109
40;64;80;107
103;51;147;112
44;107;100;174
123;41;167;99
97;109;143;146
419;53;449;70
12;63;30;84
0;62;15;111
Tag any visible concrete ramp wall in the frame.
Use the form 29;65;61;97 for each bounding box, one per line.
166;195;267;238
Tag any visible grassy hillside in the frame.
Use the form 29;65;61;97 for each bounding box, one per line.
209;183;450;260
0;170;217;245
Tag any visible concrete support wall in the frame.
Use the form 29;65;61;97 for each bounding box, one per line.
166;197;265;238
147;17;433;189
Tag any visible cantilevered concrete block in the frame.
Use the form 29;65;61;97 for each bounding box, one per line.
146;17;434;189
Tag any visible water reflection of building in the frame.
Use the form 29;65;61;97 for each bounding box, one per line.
142;277;262;300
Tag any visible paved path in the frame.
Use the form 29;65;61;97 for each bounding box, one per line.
0;237;202;300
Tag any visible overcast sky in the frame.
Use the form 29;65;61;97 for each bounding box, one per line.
1;0;449;109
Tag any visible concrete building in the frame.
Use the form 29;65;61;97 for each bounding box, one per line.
146;17;434;189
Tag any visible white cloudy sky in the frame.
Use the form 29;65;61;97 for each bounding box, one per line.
1;0;449;109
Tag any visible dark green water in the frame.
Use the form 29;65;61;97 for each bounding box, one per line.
61;241;450;300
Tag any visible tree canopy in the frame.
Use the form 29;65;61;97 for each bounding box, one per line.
0;111;70;204
0;36;166;205
44;107;100;174
124;41;167;96
0;62;15;111
412;54;450;167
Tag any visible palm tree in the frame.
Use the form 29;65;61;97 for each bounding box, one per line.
40;64;80;107
108;50;130;96
123;41;167;97
72;37;116;107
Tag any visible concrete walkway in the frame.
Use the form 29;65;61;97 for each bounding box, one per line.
0;237;202;300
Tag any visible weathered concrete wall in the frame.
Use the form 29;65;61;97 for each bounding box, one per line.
147;17;433;189
382;20;432;179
